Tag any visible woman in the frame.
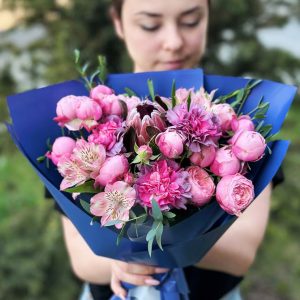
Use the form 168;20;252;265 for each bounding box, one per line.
61;0;272;299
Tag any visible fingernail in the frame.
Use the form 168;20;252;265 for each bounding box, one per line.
118;294;126;300
154;267;169;273
145;278;160;285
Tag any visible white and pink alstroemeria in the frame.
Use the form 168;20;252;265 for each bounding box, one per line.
57;157;90;190
191;87;215;110
90;181;136;229
72;139;106;179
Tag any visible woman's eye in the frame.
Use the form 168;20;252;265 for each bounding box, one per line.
181;20;200;28
140;25;160;32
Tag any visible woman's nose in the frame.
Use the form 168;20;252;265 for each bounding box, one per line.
162;26;184;52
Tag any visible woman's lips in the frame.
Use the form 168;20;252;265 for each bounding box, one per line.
162;59;186;70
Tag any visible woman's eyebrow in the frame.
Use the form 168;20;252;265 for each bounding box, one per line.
134;6;203;18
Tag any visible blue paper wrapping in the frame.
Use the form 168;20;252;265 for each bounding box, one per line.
6;69;297;299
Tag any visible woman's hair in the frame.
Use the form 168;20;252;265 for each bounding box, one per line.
111;0;210;18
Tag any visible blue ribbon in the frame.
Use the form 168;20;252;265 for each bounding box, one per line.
110;268;189;300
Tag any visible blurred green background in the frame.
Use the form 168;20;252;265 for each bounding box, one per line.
0;0;299;299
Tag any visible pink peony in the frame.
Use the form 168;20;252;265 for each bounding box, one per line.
216;174;254;216
187;166;215;206
46;136;76;165
155;130;184;159
90;84;114;102
211;103;236;132
190;145;216;168
54;95;82;130
231;130;266;162
75;97;102;131
167;104;221;152
72;139;106;179
135;160;191;210
231;115;255;132
210;147;241;177
90;181;136;229
95;154;129;187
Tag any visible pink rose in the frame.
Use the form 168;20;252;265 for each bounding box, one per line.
211;103;236;132
155;131;184;159
231;115;255;132
190;145;216;168
90;84;114;101
210;147;241;177
95;155;129;187
54;95;81;130
46;136;76;165
136;145;153;161
187;166;215;206
231;130;266;162
216;174;254;216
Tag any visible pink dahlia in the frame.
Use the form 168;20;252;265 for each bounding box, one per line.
167;103;222;152
135;160;191;211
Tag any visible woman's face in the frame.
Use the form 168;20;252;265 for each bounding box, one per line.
112;0;209;72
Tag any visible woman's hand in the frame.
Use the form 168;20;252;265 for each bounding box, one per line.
110;260;168;300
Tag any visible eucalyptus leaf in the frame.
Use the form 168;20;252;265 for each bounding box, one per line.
148;237;154;257
104;219;123;227
80;199;91;214
163;212;176;219
146;228;157;242
151;198;163;221
155;222;164;251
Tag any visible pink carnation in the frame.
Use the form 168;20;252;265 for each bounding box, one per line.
135;160;191;211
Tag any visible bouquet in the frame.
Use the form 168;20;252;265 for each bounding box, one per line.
6;55;296;299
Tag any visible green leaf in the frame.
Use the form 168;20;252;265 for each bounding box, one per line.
136;214;147;224
37;156;46;163
64;181;99;194
255;120;265;131
117;224;127;245
171;79;177;108
74;49;80;64
129;210;137;219
147;79;155;100
248;79;262;89
155;222;164;251
148;237;154;257
90;70;100;84
131;156;142;164
82;62;90;75
187;92;192;112
98;55;107;84
80;199;91;214
134;143;139;153
151;198;163;221
163;212;176;219
146;227;157;242
125;87;137;97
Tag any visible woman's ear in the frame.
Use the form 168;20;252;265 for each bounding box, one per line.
110;8;124;40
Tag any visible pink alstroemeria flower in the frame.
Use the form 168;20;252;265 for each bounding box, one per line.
72;139;106;179
90;181;136;229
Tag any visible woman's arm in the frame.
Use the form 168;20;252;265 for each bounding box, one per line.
194;184;271;276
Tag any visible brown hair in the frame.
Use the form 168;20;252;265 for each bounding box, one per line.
111;0;210;18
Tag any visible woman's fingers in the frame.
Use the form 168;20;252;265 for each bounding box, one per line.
111;272;126;300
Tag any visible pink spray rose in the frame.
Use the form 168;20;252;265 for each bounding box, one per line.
216;173;254;216
231;115;255;132
187;166;215;206
90;181;136;229
95;154;129;187
155;130;184;159
90;84;114;102
190;145;216;168
210;147;241;177
46;136;76;165
211;103;236;132
136;145;153;163
231;130;266;162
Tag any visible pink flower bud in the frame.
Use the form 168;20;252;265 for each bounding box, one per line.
190;145;216;168
211;103;236;132
210;147;241;177
47;136;76;165
187;166;215;206
124;172;135;185
95;155;129;187
155;131;184;159
231;115;255;132
216;174;254;216
231;130;266;162
137;145;153;161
